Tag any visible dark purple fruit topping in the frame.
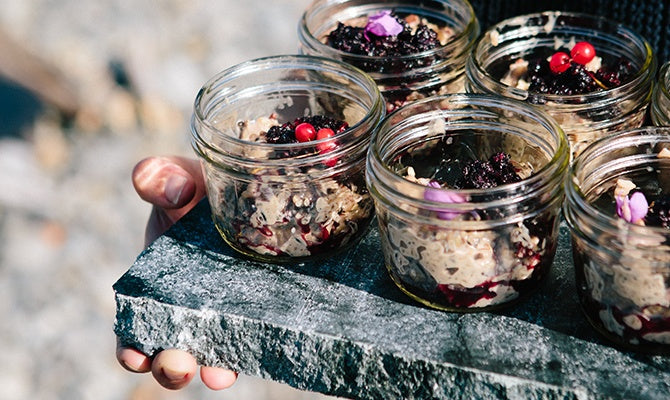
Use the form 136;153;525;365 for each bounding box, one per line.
265;115;348;145
328;14;439;57
646;194;670;229
455;152;522;189
326;11;441;72
527;55;635;96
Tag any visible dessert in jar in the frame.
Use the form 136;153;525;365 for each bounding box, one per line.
366;94;569;311
191;55;384;263
652;61;670;126
298;0;479;113
465;11;656;159
564;127;670;354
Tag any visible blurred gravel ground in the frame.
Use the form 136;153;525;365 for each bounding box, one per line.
0;1;337;399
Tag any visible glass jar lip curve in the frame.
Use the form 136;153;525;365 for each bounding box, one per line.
657;61;670;103
298;0;480;62
191;54;384;156
566;127;670;237
468;10;656;102
368;93;569;207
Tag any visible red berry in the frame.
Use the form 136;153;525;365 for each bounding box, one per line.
323;157;338;167
316;128;336;153
549;52;571;74
316;128;337;166
570;41;596;65
295;122;316;142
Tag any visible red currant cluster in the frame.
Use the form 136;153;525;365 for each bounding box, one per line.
549;41;596;74
294;122;338;166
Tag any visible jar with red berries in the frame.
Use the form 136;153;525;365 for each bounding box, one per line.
191;55;384;263
564;127;670;354
298;0;480;113
652;61;670;126
366;94;569;311
465;11;656;159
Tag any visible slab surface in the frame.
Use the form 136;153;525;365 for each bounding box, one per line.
114;200;670;400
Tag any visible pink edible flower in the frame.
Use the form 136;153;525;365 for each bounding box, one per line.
424;181;466;220
616;191;648;224
364;10;403;41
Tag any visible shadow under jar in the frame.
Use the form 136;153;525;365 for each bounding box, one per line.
465;11;656;159
298;0;479;113
366;94;569;311
652;61;670;126
564;127;670;354
191;55;384;263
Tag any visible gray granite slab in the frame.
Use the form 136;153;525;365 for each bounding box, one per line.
114;200;670;400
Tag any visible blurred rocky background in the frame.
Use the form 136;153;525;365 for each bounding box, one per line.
3;1;665;399
0;0;336;399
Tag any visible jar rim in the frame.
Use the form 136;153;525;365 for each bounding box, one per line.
298;0;480;64
467;10;656;103
657;61;670;103
367;93;569;221
566;127;670;238
191;54;384;165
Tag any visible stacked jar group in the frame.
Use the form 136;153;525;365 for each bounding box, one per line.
191;0;670;354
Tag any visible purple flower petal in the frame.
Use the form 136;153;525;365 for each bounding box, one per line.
628;192;648;223
615;192;648;224
615;195;627;220
364;10;403;40
423;181;467;220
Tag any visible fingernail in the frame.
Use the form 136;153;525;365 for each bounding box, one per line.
161;367;190;382
165;175;188;205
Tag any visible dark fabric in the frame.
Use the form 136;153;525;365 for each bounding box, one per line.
469;0;669;64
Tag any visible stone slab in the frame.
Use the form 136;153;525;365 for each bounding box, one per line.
114;199;670;399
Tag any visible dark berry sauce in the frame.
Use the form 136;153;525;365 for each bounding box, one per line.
266;115;348;144
326;11;441;73
573;246;670;354
389;254;551;310
456;152;522;189
646;194;670;229
392;136;523;190
576;171;670;352
387;135;556;310
525;56;635;96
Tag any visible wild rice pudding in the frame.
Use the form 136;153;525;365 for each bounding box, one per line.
496;39;637;156
466;12;656;160
324;10;461;112
382;138;556;310
574;149;670;349
215;114;373;258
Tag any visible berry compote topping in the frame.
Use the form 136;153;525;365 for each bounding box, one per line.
265;115;348;144
646;194;670;229
527;41;635;95
454;152;522;189
326;10;441;72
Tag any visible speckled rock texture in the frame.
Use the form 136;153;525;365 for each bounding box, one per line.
115;200;670;400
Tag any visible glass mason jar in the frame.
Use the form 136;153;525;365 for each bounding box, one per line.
465;11;656;159
564;127;670;354
191;55;384;263
298;0;480;113
652;61;670;126
366;94;569;311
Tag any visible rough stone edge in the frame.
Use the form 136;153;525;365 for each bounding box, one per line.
114;293;597;400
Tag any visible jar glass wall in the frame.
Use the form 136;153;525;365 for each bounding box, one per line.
366;94;569;311
298;0;479;113
652;61;670;126
191;55;384;263
466;11;656;159
564;127;670;354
